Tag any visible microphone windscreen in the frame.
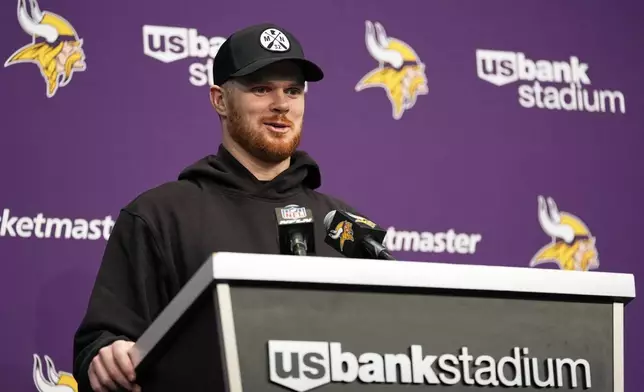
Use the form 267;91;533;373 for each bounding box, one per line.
323;210;336;231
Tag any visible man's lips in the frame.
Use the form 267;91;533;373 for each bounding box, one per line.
264;121;292;132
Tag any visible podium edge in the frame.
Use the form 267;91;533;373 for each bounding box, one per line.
215;283;244;392
613;302;624;392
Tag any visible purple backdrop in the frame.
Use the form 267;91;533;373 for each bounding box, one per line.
1;0;641;390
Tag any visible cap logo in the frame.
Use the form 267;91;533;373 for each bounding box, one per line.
259;28;290;52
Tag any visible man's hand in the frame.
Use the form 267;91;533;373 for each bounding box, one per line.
88;340;140;392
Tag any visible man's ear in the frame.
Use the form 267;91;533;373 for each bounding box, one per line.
210;85;227;116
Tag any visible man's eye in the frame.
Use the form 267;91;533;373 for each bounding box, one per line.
286;88;303;95
252;86;269;94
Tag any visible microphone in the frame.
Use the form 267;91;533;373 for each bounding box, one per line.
323;210;396;260
275;204;315;256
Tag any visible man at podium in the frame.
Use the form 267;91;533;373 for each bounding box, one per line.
72;22;359;392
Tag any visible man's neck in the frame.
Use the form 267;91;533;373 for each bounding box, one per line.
222;135;290;181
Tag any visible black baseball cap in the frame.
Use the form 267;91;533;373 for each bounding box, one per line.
212;23;324;86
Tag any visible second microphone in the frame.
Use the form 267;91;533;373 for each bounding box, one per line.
275;204;315;256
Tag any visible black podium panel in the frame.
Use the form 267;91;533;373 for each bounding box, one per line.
135;293;227;392
230;284;610;391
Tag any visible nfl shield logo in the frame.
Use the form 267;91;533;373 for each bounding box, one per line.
281;206;307;220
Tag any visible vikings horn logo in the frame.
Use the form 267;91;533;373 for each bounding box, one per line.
530;196;599;272
328;221;355;251
33;354;78;392
5;0;87;98
355;21;428;120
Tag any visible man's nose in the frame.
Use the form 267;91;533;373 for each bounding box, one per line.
269;92;289;113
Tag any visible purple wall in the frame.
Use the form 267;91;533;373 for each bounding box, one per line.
1;0;641;390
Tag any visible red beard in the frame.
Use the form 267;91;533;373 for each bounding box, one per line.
226;103;301;163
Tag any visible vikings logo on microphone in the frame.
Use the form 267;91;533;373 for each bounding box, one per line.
328;221;355;251
355;21;428;120
5;0;87;98
32;354;78;392
530;196;599;271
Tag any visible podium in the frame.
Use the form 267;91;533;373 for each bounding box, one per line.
128;252;635;392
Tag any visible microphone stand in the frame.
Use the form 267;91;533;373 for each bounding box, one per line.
290;232;308;256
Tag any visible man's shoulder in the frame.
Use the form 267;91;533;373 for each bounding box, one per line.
306;189;359;215
121;179;201;218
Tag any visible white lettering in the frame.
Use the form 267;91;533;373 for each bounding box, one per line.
383;353;411;383
385;227;482;254
0;208;114;240
438;354;461;385
474;355;499;386
142;25;229;89
16;216;33;237
142;25;189;63
556;358;592;388
357;352;384;382
188;61;209;86
187;28;210;58
532;358;555;387
268;341;592;391
330;343;358;382
517;81;626;114
478;50;590;85
34;213;46;238
458;347;475;385
46;217;73;239
1;208;17;236
497;347;522;386
410;345;438;384
478;48;625;114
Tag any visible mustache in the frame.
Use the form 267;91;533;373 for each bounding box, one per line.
262;116;294;126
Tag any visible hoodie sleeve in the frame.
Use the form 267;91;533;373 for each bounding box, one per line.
73;209;173;392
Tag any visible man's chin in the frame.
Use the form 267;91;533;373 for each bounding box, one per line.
252;135;300;162
263;143;297;159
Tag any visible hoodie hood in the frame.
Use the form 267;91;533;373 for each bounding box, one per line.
178;144;322;199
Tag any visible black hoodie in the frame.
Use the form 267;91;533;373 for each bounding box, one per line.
72;145;359;391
